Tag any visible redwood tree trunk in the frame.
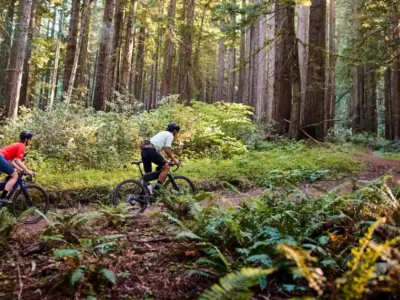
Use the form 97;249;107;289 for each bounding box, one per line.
120;0;136;95
272;1;292;135
161;0;177;97
303;0;327;139
63;0;80;94
297;4;309;126
215;4;225;103
19;0;38;108
93;0;116;111
325;0;336;132
134;26;146;103
5;0;33;118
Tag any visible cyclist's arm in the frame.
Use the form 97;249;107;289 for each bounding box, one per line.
13;159;33;175
10;159;24;172
164;147;179;165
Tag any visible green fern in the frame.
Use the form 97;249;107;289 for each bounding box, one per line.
199;268;275;300
98;268;116;285
53;248;82;260
71;265;87;286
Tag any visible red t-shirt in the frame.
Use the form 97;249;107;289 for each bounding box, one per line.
0;142;26;161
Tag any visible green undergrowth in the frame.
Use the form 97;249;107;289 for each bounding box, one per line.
30;144;362;206
373;151;400;161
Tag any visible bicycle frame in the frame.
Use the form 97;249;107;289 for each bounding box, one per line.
0;175;33;205
133;161;179;190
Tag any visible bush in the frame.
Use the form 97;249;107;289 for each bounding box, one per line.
0;99;259;170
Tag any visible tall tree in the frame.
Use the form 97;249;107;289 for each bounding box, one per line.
5;0;33;118
303;0;327;139
0;1;15;107
62;0;80;95
177;0;195;103
297;4;309;125
325;0;336;133
215;0;226;103
120;0;137;95
93;0;116;111
161;0;177;97
75;0;94;95
19;0;38;108
272;1;292;134
133;26;146;103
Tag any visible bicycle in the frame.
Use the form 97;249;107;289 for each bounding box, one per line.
112;161;196;215
0;173;49;224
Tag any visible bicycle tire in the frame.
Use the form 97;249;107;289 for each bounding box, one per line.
112;179;150;215
12;184;50;224
164;175;197;195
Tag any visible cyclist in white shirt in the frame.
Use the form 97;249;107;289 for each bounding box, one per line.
140;122;181;192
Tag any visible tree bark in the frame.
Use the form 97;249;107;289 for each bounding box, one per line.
62;0;80;94
288;3;301;140
178;0;195;103
265;0;275;120
49;7;64;110
303;0;327;139
325;0;336;133
93;0;116;111
5;0;33;118
215;0;226;103
255;4;266;118
19;0;38;108
272;1;292;134
133;26;146;103
297;4;309;126
75;0;94;96
120;0;137;95
237;0;246;104
66;0;91;103
226;0;237;103
111;0;126;96
161;0;177;97
365;65;377;133
0;1;15;107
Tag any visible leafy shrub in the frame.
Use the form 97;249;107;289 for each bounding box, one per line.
0;99;259;170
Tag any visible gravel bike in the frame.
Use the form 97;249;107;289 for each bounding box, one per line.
112;161;196;215
0;173;49;224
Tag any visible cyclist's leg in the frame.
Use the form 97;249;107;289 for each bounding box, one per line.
0;156;16;204
141;148;153;174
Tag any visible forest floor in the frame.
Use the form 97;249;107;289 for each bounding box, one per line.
1;151;399;300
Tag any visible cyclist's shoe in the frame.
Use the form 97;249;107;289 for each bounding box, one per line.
127;194;134;204
0;199;12;206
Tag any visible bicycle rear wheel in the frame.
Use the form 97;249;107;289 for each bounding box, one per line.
112;179;150;215
12;184;49;224
164;175;197;195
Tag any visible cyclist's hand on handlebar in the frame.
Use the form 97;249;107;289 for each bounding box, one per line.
171;159;182;167
26;170;35;176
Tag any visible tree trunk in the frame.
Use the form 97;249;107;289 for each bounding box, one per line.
75;0;94;96
325;0;336;133
226;0;236;103
272;1;292;134
390;9;400;139
49;7;64;110
120;0;137;95
255;6;266;118
161;0;177;97
5;0;33;118
62;0;80;94
134;26;146;103
297;4;309;126
265;0;275;120
237;0;246;104
303;0;327;139
0;1;15;107
385;68;392;139
93;0;116;111
215;0;226;103
66;0;91;103
111;0;126;97
288;2;301;140
19;0;38;108
365;65;377;133
178;0;195;103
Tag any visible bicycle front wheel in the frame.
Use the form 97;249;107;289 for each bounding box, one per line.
12;184;49;224
164;176;197;195
112;179;149;215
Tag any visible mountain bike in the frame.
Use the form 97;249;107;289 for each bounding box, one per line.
112;161;196;215
0;173;49;224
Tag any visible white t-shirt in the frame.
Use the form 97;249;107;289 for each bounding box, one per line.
150;131;174;152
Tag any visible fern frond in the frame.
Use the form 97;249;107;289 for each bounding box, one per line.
200;268;275;300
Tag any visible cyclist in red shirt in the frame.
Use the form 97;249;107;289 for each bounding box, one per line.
0;131;34;205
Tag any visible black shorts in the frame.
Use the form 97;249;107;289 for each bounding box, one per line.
141;148;166;174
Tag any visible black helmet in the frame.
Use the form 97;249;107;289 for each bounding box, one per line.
19;131;33;141
166;122;180;132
